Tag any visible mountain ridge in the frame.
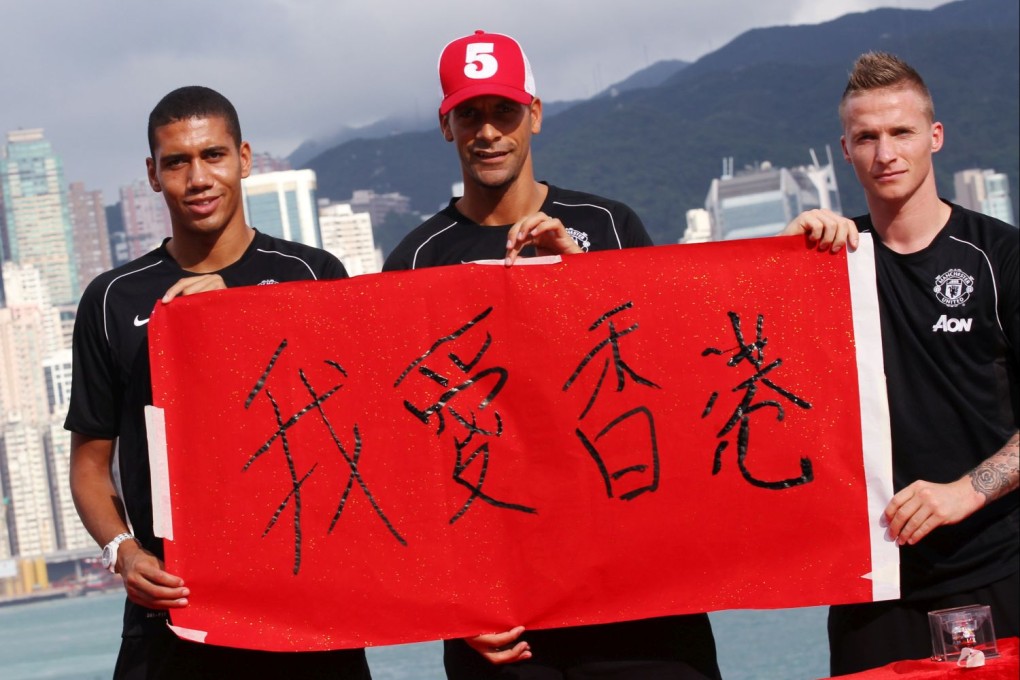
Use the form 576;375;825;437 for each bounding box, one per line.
302;0;1019;250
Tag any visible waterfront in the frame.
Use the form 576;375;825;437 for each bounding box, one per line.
0;591;829;679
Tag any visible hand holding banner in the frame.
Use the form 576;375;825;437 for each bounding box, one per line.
148;235;895;651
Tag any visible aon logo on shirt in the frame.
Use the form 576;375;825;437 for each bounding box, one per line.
932;315;973;333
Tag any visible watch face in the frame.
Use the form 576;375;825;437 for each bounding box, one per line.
102;546;114;569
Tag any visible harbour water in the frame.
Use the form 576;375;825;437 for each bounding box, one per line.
0;591;829;679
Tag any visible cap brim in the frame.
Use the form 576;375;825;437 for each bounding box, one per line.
439;84;534;115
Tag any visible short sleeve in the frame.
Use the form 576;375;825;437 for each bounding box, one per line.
64;281;120;438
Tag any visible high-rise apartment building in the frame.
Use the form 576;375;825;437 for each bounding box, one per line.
0;306;52;426
241;169;321;247
119;179;172;260
105;203;130;267
0;420;57;557
0;185;7;275
45;419;90;551
704;149;842;241
67;182;113;293
43;349;72;419
348;189;412;231
0;262;73;558
250;152;292;176
2;263;64;358
1;129;78;305
681;209;712;244
318;202;382;276
953;168;1016;226
0;264;64;429
0;504;11;561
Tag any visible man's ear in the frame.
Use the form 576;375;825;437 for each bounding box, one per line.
239;141;252;179
530;98;542;135
439;110;454;142
930;121;944;154
146;157;162;193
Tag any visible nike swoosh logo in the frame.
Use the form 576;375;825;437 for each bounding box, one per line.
133;316;150;327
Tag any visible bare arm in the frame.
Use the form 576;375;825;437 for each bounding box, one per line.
967;433;1020;504
885;431;1019;545
70;432;189;609
782;209;860;254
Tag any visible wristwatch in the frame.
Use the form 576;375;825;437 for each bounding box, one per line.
101;533;135;573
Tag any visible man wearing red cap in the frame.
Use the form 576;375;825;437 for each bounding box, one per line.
383;29;658;271
384;30;722;680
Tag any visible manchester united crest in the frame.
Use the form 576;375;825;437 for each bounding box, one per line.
566;227;591;252
933;268;974;308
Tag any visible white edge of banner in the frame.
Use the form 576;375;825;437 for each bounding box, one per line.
847;233;899;601
144;405;173;541
168;623;208;643
468;255;563;266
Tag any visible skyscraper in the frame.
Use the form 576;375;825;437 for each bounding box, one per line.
348;189;411;231
249;152;292;176
0;421;57;557
241;169;321;247
318;202;382;275
704;149;842;241
119;179;172;260
1;129;78;305
0;305;53;426
46;418;90;551
43;347;89;552
1;262;64;359
953;168;1016;227
67;182;113;293
681;209;712;244
0;263;70;558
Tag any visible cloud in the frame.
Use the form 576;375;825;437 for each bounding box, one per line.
0;0;948;200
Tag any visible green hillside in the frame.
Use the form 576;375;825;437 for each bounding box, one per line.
303;0;1019;249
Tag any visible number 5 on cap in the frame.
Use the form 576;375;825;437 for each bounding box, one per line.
464;43;497;79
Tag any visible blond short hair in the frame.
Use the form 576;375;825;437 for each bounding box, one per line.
839;52;934;123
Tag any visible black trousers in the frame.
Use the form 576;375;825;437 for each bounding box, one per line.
828;570;1019;676
113;624;372;680
444;614;721;680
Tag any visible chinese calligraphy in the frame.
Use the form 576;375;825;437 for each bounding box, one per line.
564;302;661;501
702;312;814;490
395;308;536;523
244;339;405;574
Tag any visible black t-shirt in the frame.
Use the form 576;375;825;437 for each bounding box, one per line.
383;185;722;678
383;183;653;271
65;230;347;634
856;202;1019;599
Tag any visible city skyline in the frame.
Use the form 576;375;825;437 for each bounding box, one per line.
1;0;948;200
0;0;1014;566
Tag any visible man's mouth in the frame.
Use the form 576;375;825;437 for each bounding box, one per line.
874;170;905;182
186;196;221;215
475;149;508;161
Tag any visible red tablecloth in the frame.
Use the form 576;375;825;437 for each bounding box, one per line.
828;637;1018;679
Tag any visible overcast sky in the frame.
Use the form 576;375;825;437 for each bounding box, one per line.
1;0;949;200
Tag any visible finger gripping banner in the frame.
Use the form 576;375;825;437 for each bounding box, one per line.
148;235;895;651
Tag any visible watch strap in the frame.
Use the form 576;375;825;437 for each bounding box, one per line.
102;532;135;573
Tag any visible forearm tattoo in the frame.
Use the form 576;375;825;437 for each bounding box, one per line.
968;432;1020;504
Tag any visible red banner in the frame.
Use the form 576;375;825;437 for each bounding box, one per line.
148;235;895;651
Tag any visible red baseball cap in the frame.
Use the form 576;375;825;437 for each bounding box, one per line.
438;30;536;115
